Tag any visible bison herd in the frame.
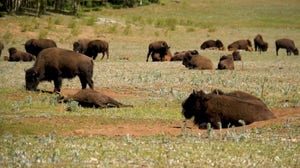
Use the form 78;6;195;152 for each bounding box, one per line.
1;33;294;129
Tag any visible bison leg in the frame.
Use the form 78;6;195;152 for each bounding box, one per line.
53;77;62;93
79;76;94;90
146;50;152;62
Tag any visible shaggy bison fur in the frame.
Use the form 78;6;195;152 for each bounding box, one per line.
0;41;4;57
232;51;242;61
182;89;276;129
275;38;298;56
227;39;253;51
217;55;234;70
58;89;133;108
24;38;57;57
25;48;94;93
182;51;214;70
171;50;198;61
73;39;91;54
254;34;268;53
200;39;225;50
8;47;35;62
146;41;170;62
84;39;109;60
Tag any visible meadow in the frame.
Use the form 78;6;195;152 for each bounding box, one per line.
0;0;300;167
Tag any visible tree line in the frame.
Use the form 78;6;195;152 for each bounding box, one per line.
0;0;159;16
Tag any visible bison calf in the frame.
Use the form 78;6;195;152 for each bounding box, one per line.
182;89;275;129
25;48;94;93
58;89;133;108
8;47;35;62
275;38;298;56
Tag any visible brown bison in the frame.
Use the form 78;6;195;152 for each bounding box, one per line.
232;50;242;61
24;38;57;57
182;89;276;129
58;89;133;108
25;48;94;93
217;55;234;70
182;51;214;70
73;39;91;54
146;41;170;62
171;50;198;61
84;39;109;60
254;34;268;53
227;39;253;51
0;41;4;57
200;39;225;50
8;47;35;62
275;38;298;56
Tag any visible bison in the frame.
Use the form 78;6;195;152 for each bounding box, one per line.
25;48;94;93
146;41;170;62
73;39;91;54
84;39;109;60
182;89;276;129
217;55;234;70
58;89;133;108
182;51;214;70
227;39;253;51
254;34;268;53
8;47;35;62
151;48;172;61
24;38;57;57
0;41;4;57
275;38;298;56
200;39;225;50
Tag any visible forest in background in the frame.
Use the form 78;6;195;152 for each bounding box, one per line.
0;0;159;16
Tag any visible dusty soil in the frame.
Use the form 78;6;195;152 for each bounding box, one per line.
22;89;300;137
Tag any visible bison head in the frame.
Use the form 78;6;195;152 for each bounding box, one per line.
8;47;17;55
293;48;299;55
25;68;39;91
73;42;82;53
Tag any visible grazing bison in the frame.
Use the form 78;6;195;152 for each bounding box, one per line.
8;47;35;62
73;39;91;54
200;39;225;50
0;41;4;57
171;50;198;61
146;41;170;62
254;34;268;53
182;89;276;129
24;38;57;57
58;89;133;108
232;50;242;61
182;51;214;70
275;38;298;56
217;55;234;70
84;39;109;60
227;39;253;51
25;48;94;93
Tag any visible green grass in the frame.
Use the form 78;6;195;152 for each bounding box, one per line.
0;0;300;167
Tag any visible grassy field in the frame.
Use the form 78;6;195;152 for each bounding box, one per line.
0;0;300;167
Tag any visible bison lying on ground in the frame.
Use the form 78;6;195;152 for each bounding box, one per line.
217;55;234;70
228;39;253;51
58;89;133;108
73;39;91;54
84;39;109;60
25;48;94;93
254;34;268;53
8;47;35;62
0;41;4;57
171;50;198;61
275;38;298;56
182;51;213;70
182;89;276;129
146;41;170;62
25;38;57;57
200;39;225;50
